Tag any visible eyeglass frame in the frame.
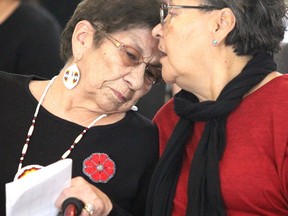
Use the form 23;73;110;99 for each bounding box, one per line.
160;3;223;25
92;25;162;85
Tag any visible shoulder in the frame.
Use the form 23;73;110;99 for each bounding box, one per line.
266;74;288;114
125;110;158;139
118;111;159;157
0;72;36;114
0;71;44;92
153;99;180;154
153;98;179;128
0;71;31;86
16;3;61;33
242;74;288;113
272;73;288;87
240;74;288;134
262;74;288;98
126;111;156;129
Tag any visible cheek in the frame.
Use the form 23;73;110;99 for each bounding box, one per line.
161;35;186;80
92;65;125;87
163;27;187;64
135;84;152;99
163;25;202;77
93;50;126;82
128;85;151;106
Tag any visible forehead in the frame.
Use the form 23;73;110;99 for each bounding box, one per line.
111;28;160;61
119;29;156;51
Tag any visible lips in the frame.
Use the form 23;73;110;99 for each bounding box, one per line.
159;52;167;64
158;49;167;62
160;51;167;57
111;88;128;102
158;43;167;55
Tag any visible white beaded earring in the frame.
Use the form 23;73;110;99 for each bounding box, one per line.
212;40;218;45
63;63;80;89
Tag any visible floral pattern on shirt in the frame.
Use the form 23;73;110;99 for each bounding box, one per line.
83;153;116;183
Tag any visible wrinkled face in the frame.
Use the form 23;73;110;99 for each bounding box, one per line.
152;0;217;84
76;27;162;114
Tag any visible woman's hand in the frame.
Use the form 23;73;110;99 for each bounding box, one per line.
56;176;113;216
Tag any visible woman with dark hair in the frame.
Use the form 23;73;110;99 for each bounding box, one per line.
0;0;162;215
146;0;288;215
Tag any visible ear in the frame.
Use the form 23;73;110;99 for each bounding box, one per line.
71;20;95;61
212;8;236;45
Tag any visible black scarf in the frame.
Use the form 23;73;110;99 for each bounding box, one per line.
145;53;276;216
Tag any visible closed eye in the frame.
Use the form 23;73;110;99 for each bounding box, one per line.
122;46;142;65
125;51;139;63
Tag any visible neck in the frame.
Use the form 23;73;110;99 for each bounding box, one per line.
29;76;126;127
0;0;20;24
179;52;252;102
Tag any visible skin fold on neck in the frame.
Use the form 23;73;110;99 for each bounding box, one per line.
29;78;126;127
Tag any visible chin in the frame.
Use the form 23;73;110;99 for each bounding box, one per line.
161;66;177;83
161;74;175;84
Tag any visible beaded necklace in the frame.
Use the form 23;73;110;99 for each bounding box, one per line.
15;76;107;179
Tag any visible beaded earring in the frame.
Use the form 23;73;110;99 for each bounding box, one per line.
212;40;218;45
63;63;80;89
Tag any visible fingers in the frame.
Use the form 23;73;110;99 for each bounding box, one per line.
56;177;113;216
82;202;95;216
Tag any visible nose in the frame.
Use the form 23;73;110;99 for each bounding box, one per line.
123;64;147;90
152;23;163;39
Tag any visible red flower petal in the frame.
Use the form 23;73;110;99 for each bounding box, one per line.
83;166;96;173
91;171;109;182
83;153;116;183
83;159;96;167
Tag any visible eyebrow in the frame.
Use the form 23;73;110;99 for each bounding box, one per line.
124;33;159;63
132;43;145;56
126;36;146;56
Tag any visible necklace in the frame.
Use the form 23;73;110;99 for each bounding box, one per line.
16;76;107;179
48;87;103;125
48;87;71;122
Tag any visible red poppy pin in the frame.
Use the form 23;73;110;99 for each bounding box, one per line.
83;153;116;183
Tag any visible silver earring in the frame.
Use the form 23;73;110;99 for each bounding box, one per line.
213;40;218;45
63;63;80;89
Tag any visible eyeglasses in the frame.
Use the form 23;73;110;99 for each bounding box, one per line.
160;3;223;25
97;30;162;85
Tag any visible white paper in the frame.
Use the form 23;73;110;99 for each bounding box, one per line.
6;159;72;216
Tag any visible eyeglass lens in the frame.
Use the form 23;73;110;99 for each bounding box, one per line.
92;25;162;84
119;45;162;85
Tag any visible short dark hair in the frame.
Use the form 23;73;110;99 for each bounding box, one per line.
204;0;288;55
60;0;160;61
